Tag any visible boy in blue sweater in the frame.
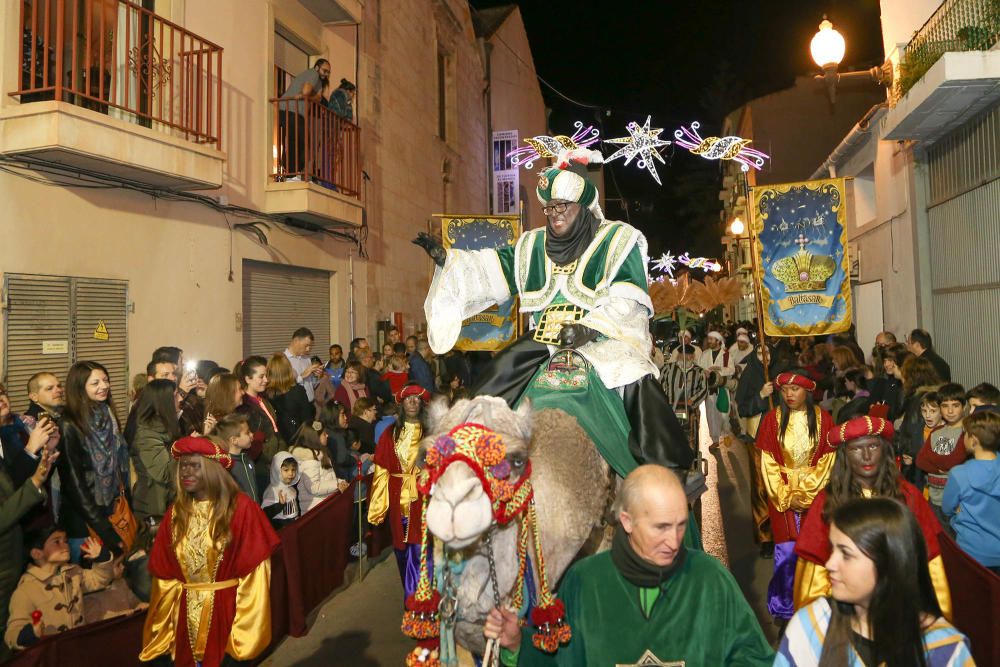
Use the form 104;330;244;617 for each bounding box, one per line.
942;410;1000;573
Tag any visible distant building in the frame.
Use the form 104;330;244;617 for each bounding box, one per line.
0;0;545;412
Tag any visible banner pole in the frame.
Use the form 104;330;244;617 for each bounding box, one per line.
742;172;773;410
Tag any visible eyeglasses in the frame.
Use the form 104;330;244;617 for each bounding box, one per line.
542;202;570;216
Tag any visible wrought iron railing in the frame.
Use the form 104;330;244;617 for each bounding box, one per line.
897;0;1000;99
13;0;223;147
270;66;361;198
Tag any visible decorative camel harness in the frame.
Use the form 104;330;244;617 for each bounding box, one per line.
402;422;571;666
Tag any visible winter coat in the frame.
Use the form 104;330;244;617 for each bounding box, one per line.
129;420;176;523
229;452;261;504
288;446;342;512
269;386;314;445
5;557;114;649
0;470;45;637
942;458;1000;567
56;419;130;556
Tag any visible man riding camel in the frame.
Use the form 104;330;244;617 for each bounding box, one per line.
414;149;695;487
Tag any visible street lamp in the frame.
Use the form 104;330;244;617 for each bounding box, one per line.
811;16;892;104
729;217;745;236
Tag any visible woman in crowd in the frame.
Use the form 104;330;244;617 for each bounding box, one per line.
265;353;314;444
830;346;862;377
776;498;972;666
288;422;348;512
140;436;279;667
235;356;284;471
58;361;131;559
130;379;182;531
832;368;873;425
204;373;243;423
755;371;835;621
793;416;951;618
880;343;912;419
333;362;369;414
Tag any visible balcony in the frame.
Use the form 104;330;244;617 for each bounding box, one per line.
1;0;225;190
883;0;1000;144
263;67;362;229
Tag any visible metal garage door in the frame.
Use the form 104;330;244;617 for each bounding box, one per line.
3;274;129;422
242;260;331;358
926;105;1000;387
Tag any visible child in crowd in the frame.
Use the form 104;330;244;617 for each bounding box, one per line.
5;530;114;650
917;383;968;524
942;411;1000;574
967;382;1000;413
905;392;944;468
374;402;398;443
83;555;145;621
288;422;349;513
261;452;300;529
380;354;409;397
215;414;260;504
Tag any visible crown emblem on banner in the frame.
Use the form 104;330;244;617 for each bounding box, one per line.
772;245;836;292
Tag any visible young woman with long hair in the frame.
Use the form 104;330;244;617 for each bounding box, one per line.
234;357;284;468
754;371;835;621
266;353;314;444
203;373;243;423
130;379;183;527
58;361;131;558
776;498;972;666
793;416;951;618
140;436;279;667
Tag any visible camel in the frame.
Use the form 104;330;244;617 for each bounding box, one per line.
418;395;613;656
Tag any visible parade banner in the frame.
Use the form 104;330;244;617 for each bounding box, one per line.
436;214;521;351
751;178;851;337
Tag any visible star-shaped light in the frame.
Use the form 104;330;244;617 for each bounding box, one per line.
604;116;671;185
650;252;677;278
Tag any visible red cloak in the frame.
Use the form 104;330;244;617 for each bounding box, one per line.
373;426;424;550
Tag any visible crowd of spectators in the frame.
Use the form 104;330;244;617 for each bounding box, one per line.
0;323;477;658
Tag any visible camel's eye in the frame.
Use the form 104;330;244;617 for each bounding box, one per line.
508;453;527;470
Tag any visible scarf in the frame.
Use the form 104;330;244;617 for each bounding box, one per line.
610;524;687;589
340;380;368;409
545;205;600;265
84;403;125;507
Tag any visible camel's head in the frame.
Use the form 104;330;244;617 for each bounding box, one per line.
419;396;533;549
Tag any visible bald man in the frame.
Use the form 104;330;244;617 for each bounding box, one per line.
485;465;774;666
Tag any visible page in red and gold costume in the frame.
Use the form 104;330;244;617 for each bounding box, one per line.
140;493;280;667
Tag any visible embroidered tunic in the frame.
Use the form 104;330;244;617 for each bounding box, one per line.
368;421;423;550
140;494;279;667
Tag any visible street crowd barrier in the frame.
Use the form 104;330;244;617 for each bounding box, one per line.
939;532;1000;666
4;476;391;666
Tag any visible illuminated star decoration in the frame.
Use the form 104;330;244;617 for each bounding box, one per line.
506;121;601;170
650;252;677;278
673;121;769;172
604;116;671;185
679;252;723;273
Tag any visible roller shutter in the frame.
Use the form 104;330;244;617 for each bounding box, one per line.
2;274;128;423
242;260;331;359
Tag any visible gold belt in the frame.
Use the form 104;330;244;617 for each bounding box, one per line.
533;304;586;345
183;578;239;592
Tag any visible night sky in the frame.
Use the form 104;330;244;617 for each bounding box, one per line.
470;0;883;261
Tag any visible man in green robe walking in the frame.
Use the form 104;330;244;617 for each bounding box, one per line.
484;465;775;666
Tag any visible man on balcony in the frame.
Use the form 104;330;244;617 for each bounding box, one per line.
279;59;331;181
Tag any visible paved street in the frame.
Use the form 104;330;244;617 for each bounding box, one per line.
263;419;778;665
